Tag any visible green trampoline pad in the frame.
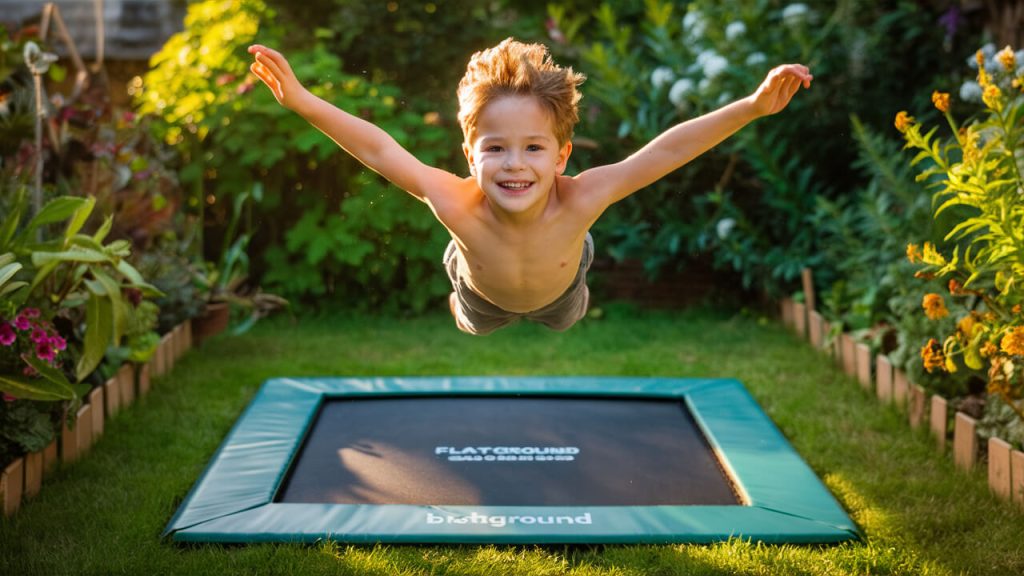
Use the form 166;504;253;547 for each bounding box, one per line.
164;377;859;544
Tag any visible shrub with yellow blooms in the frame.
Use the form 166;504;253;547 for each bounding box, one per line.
899;45;1024;420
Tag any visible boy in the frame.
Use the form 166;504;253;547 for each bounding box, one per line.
248;38;811;335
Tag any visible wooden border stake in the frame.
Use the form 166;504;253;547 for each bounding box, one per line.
988;437;1012;500
953;412;978;471
930;395;948;450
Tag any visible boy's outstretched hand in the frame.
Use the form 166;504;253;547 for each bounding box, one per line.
750;64;813;117
248;45;309;110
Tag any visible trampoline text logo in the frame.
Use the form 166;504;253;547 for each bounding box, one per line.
425;511;593;528
434;445;579;462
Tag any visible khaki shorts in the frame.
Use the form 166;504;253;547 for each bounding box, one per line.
444;233;594;335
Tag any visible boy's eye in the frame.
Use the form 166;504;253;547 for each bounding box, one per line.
527;144;542;151
485;145;503;152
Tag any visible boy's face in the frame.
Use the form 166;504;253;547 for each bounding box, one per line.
463;95;572;219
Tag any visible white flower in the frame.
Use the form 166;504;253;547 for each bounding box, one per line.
650;66;675;90
959;80;982;103
697;51;728;79
698;78;712;93
683;9;706;38
782;3;810;26
726;21;746;41
669;78;694;108
716;218;736;240
745;52;767;67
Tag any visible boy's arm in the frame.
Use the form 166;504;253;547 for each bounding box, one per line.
576;64;812;206
248;45;459;201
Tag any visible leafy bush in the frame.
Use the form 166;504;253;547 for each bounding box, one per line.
138;0;460;312
898;45;1024;422
550;0;972;294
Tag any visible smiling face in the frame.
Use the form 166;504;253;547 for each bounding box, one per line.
463;95;572;221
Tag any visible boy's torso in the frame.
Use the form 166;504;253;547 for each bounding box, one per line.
433;175;601;313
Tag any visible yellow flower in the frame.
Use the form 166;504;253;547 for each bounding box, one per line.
921;338;946;372
1001;326;1024;356
931;91;950;113
957;313;977;337
922;242;946;266
983;84;1002;111
894;110;914;133
923;293;949;320
997;46;1016;71
976;49;985;68
906;243;922;263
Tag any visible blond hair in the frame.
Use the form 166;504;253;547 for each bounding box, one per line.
457;38;585;146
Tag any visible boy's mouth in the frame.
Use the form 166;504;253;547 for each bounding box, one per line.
498;181;534;193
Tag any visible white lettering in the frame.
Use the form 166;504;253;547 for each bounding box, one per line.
424;511;595;528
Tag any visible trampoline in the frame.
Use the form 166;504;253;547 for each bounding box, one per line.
164;376;858;544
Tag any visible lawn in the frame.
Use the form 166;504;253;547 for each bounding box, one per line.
1;305;1022;575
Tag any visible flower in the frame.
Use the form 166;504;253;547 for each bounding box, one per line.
35;340;55;362
668;78;694;109
996;46;1016;71
931;91;950;112
894;111;914;133
782;3;810;26
1002;326;1024;356
49;335;66;351
0;322;15;346
13;315;31;330
745;52;767;67
948;278;962;294
696;51;728;79
959;80;983;103
715;218;736;239
923;293;949;320
683;9;706;38
31;327;48;343
651;66;675;90
981;341;998;358
725;21;747;41
23;308;40;318
906;243;922;263
983;84;1002;110
921;338;947;372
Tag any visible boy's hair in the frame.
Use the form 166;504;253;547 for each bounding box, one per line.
457;38;585;146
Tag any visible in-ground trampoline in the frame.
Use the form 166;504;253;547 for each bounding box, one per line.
164;376;859;544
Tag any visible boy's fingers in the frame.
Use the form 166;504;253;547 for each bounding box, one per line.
254;52;287;82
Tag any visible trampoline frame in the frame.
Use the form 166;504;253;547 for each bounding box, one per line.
164;376;859;544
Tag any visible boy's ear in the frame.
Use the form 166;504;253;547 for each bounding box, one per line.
555;141;573;175
462;142;475;175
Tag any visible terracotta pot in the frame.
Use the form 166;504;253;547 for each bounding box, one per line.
192;302;230;346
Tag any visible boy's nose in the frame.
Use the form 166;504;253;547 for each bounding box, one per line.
503;154;524;170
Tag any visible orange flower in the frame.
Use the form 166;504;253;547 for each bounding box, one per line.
957;313;978;338
948;279;962;294
1013;304;1022;315
906;243;922;263
894;111;914;133
931;91;950;113
922;293;949;320
996;46;1016;71
921;338;946;372
981;341;998;358
1001;326;1024;356
976;49;985;68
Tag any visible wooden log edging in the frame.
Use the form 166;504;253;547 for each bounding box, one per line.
779;282;1024;513
1;319;194;517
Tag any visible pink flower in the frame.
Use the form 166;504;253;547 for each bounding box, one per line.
23;308;40;318
31;327;49;343
3;393;16;402
14;315;30;330
35;340;55;362
0;322;15;346
49;335;66;351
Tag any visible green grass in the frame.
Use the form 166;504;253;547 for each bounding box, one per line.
2;306;1023;575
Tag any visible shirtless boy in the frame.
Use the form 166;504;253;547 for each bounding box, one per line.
248;38;812;335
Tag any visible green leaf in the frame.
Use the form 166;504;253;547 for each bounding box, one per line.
65;196;96;240
76;294;114;382
31;246;110;267
22;197;88;237
22;354;75;397
0;373;73;401
0;260;22;287
90;268;125;346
